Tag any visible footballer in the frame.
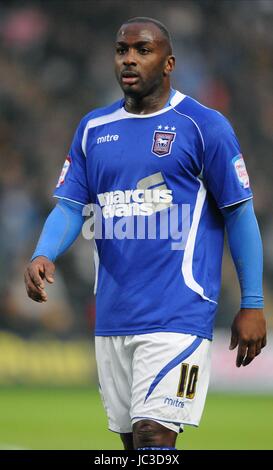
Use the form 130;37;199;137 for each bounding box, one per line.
24;18;266;450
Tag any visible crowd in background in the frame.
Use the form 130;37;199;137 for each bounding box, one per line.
0;0;272;338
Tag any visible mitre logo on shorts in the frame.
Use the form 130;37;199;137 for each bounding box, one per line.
56;155;71;187
232;154;250;188
152;131;176;157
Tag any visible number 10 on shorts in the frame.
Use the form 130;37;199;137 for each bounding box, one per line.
177;363;199;399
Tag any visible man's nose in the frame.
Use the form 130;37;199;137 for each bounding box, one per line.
123;49;137;66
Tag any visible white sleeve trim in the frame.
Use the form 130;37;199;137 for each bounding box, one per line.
53;195;87;207
219;195;253;209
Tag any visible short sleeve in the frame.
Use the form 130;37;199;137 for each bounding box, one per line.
53;119;90;206
203;114;253;209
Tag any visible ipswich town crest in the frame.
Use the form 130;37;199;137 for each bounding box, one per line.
152;131;176;157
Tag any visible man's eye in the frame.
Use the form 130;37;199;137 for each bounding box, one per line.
116;48;126;55
139;48;150;55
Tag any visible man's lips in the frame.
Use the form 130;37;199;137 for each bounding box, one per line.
121;71;139;85
122;77;139;85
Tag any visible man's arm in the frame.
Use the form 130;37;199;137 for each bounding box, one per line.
221;199;267;367
24;199;84;303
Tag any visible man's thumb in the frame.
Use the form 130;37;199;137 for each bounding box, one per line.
229;333;238;350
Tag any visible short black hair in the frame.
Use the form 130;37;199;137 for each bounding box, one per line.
121;16;173;53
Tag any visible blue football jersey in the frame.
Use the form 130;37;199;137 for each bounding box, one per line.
54;90;253;340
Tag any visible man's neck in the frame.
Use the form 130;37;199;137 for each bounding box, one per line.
124;85;172;115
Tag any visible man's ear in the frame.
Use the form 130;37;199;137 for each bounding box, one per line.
164;55;175;76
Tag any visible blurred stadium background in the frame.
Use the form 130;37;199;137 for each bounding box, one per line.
0;0;272;450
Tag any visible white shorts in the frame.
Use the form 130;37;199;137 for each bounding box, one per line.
95;332;212;434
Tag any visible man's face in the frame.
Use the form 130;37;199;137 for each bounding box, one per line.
115;23;174;97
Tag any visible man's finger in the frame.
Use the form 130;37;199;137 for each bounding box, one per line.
24;271;47;302
236;341;247;367
261;335;267;348
27;283;47;302
24;271;40;295
242;342;256;367
30;290;47;302
44;263;55;283
229;331;238;350
28;265;45;289
255;340;262;357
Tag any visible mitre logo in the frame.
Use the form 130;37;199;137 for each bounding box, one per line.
97;134;119;144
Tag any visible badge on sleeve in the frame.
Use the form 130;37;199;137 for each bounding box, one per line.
232;154;250;188
56;156;71;187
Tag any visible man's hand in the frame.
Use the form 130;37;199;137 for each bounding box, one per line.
24;256;55;303
229;308;267;367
